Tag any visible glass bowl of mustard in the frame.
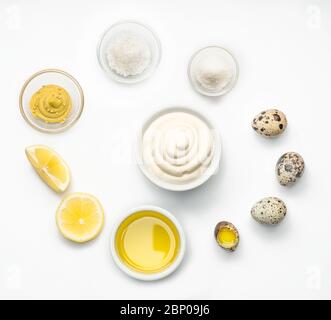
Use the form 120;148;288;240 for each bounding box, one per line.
19;69;84;133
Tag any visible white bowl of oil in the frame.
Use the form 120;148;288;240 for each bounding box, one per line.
110;205;186;281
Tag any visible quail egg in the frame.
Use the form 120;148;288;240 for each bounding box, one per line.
252;109;287;137
276;152;305;186
251;197;287;225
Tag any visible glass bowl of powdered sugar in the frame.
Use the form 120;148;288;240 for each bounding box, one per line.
97;20;161;84
188;46;238;97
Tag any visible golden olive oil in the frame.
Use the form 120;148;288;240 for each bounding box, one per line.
115;210;181;274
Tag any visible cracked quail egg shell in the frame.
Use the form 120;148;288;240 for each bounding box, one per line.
214;221;239;251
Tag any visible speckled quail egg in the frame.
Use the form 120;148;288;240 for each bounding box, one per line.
276;152;305;186
214;221;239;251
252;109;287;137
251;197;287;225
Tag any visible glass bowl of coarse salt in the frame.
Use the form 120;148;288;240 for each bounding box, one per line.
97;20;161;84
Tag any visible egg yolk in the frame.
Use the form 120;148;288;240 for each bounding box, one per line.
217;227;238;248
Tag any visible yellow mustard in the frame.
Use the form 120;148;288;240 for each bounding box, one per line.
29;85;72;123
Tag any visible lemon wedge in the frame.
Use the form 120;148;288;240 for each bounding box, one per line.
25;145;70;193
56;193;104;243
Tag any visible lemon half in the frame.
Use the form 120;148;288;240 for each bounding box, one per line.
56;193;104;243
25;145;70;193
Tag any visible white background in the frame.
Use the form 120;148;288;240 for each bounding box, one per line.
0;0;330;300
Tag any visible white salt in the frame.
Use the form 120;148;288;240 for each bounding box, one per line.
106;31;152;77
195;55;233;92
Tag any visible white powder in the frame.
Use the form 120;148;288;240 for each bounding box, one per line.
195;55;233;92
106;31;152;77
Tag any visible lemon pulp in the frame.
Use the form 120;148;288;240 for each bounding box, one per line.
56;193;104;243
115;211;180;274
217;227;238;248
25;145;70;193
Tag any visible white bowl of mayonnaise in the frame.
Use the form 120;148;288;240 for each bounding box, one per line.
137;107;221;191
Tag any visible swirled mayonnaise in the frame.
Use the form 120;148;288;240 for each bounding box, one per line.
29;85;72;123
142;111;215;184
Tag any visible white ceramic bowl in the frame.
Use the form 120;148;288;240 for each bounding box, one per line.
97;20;161;84
137;107;221;191
110;205;186;281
